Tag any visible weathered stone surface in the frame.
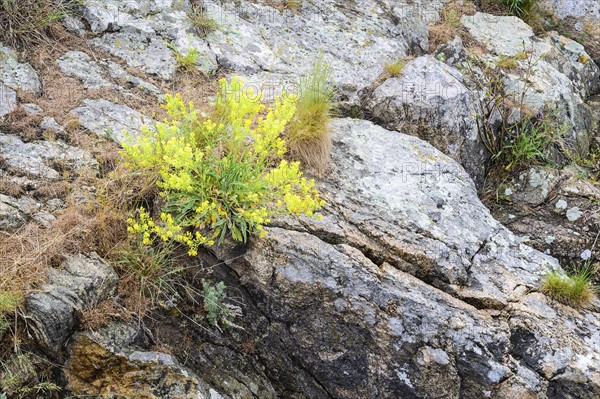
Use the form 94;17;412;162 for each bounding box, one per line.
0;194;27;231
461;12;600;156
0;45;42;94
82;0;217;77
70;99;152;144
0;82;17;117
361;55;486;187
25;253;118;356
26;253;118;358
204;0;440;101
57;51;114;89
217;118;600;397
65;322;225;399
0;133;96;179
89;30;178;80
536;0;600;64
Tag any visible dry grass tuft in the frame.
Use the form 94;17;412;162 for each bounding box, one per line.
285;56;334;176
0;0;78;47
428;1;476;52
80;299;127;330
0;178;24;197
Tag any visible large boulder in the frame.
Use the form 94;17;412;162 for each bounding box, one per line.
361;55;486;187
217;118;600;398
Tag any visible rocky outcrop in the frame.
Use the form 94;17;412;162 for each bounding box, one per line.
65;322;225;399
536;0;600;64
1;0;599;397
209;119;600;398
25;253;118;356
360;55;486;186
0;132;97;230
461;12;600;157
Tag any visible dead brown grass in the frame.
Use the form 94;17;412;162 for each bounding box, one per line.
80;299;127;330
287;133;332;177
0;178;24;197
0;108;44;142
428;1;476;52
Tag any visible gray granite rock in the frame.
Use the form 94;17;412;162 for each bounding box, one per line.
70;99;153;144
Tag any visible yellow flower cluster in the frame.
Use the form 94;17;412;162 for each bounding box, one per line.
127;208;213;255
122;76;325;253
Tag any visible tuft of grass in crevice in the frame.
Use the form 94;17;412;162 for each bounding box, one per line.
285;56;334;176
187;4;218;37
383;59;408;78
542;265;597;308
0;0;79;47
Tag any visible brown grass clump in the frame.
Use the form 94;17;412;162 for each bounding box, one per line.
0;178;24;197
80;299;126;330
428;1;476;52
0;0;78;47
285;56;334;176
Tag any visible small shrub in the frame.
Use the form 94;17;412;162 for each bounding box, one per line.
168;44;200;73
202;281;238;328
0;0;78;46
285;56;334;175
542;266;597;307
461;46;543;160
123;77;324;250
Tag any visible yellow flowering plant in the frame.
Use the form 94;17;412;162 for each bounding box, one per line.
123;77;324;252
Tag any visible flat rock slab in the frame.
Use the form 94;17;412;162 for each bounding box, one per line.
70;99;153;144
89;31;177;80
0;133;97;179
0;45;42;94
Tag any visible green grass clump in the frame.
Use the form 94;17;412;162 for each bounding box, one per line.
167;44;200;73
502;118;557;170
188;5;218;37
498;0;536;19
383;59;407;77
0;0;78;46
542;266;597;308
285;56;334;175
